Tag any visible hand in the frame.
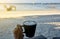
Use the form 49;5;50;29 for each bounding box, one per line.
13;24;23;39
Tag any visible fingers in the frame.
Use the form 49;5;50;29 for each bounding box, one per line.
17;24;23;31
13;24;23;39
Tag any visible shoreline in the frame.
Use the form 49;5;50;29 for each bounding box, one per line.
0;10;60;18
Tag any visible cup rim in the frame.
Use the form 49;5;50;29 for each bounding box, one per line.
23;21;37;26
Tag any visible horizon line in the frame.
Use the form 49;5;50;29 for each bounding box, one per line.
0;3;60;5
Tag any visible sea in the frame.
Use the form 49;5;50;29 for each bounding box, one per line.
0;3;60;11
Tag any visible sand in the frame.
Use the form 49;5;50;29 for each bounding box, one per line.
0;15;60;39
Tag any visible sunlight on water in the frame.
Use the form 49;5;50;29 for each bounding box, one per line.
0;3;60;18
54;27;60;29
0;3;60;11
40;22;60;26
0;11;60;18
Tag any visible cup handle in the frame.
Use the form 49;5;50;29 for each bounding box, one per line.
21;25;25;33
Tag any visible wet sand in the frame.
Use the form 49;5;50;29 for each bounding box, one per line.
0;10;60;18
0;14;60;39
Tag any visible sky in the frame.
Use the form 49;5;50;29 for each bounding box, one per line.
0;0;60;3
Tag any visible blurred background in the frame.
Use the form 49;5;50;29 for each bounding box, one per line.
0;0;60;11
0;0;60;39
